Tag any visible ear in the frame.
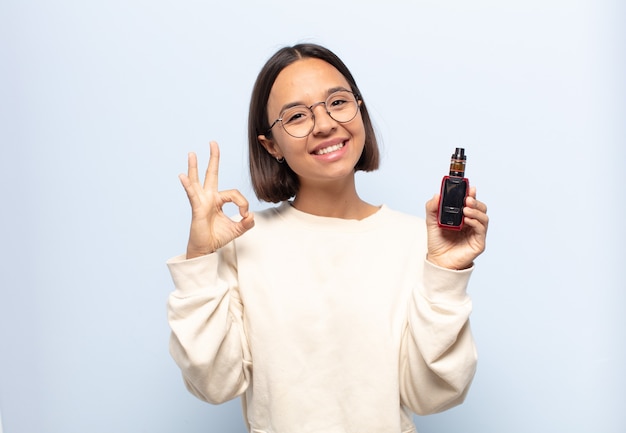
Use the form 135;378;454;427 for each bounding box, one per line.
258;134;283;160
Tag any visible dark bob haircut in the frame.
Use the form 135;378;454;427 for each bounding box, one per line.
248;43;380;203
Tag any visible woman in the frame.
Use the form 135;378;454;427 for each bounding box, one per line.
167;43;489;433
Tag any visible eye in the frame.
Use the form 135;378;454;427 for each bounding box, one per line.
327;91;354;109
282;107;311;124
330;98;348;107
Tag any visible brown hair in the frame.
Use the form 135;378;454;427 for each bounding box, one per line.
248;43;380;203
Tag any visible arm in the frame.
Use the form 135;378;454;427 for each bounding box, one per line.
400;187;488;413
167;141;255;403
399;261;476;414
167;246;252;404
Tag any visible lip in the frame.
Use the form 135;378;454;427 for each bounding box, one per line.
310;137;348;156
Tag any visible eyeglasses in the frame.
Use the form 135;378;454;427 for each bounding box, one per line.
267;90;360;138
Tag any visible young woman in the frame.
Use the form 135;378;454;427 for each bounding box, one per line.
167;43;489;433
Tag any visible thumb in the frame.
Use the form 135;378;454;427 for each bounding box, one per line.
239;212;255;231
425;194;440;220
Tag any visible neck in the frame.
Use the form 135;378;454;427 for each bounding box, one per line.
292;177;378;220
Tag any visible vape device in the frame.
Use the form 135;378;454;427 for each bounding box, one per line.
437;148;469;230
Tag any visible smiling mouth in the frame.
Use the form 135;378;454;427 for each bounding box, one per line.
314;142;345;155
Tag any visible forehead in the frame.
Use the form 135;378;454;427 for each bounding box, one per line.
268;58;350;107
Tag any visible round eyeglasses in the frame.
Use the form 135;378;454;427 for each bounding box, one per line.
267;90;360;138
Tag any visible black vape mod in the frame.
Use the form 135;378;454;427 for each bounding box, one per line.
437;148;469;230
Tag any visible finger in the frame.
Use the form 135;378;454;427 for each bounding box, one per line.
467;186;477;199
424;194;440;225
219;189;250;217
465;196;488;214
476;199;488;214
462;216;489;249
239;212;255;231
219;189;255;234
204;141;220;191
178;173;198;203
425;194;440;214
178;173;190;190
186;152;199;184
463;207;489;225
463;203;489;228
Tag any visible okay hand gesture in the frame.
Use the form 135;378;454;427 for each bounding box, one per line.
179;141;255;259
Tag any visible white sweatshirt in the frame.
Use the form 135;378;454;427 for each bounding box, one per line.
167;202;477;433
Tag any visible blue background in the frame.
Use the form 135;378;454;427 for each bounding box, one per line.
1;1;624;432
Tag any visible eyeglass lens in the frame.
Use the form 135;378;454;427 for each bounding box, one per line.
279;90;359;138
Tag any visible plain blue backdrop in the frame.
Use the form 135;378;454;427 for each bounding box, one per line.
1;1;624;432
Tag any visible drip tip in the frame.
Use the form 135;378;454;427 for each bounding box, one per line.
452;148;466;160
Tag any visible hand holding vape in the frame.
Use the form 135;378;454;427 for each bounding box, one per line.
437;148;469;230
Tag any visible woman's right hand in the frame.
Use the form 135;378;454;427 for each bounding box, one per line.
179;141;255;259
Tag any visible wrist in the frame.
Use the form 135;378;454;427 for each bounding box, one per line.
186;246;214;260
426;254;472;271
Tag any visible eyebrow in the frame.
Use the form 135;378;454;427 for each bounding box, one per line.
278;86;351;114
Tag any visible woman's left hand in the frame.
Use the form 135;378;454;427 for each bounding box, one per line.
425;186;489;270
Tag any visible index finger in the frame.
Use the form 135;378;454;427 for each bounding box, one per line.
204;141;220;191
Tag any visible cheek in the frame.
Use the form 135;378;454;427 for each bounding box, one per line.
274;135;304;156
352;117;367;144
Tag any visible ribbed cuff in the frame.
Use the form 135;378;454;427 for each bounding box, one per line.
421;259;473;304
166;253;219;295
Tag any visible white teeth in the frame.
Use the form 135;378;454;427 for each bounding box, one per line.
315;142;344;155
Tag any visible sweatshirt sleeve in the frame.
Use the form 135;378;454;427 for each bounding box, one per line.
399;259;477;415
166;243;252;404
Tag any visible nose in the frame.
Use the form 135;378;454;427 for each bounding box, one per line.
311;102;337;135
